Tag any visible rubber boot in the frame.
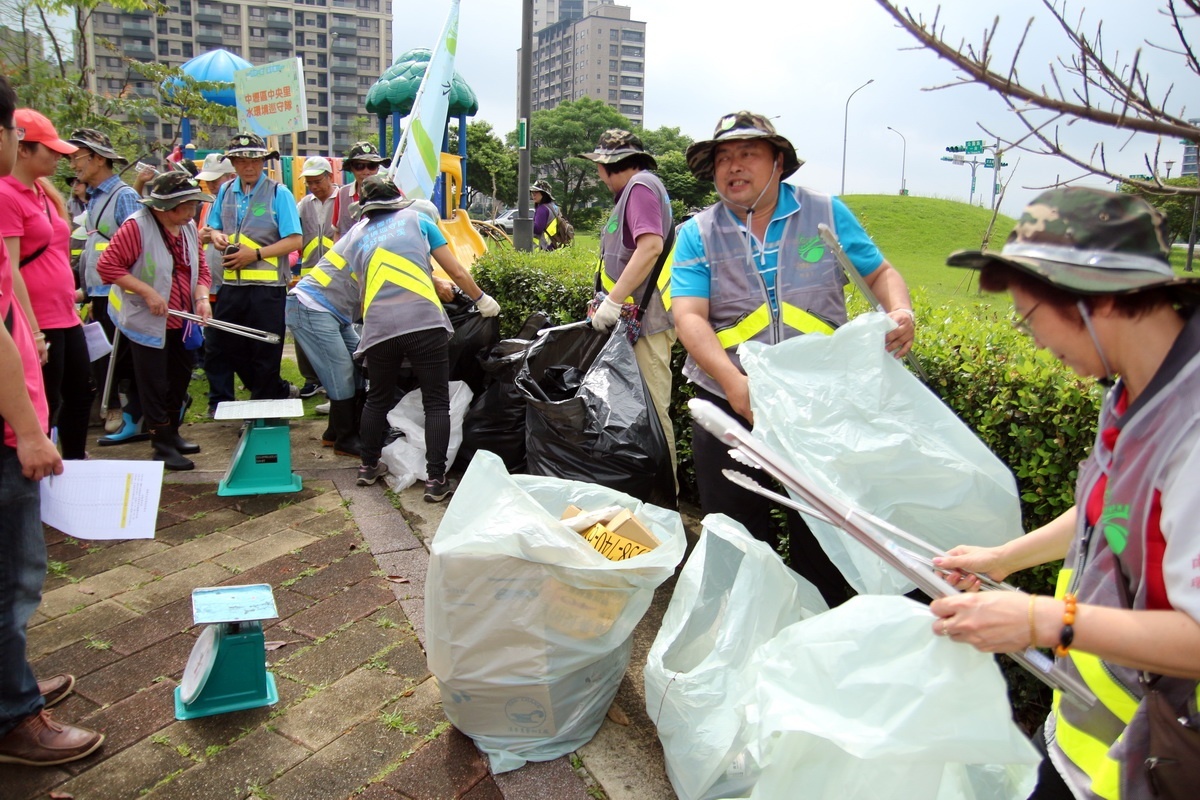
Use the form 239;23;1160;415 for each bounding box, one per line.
97;413;151;446
150;425;194;471
329;398;361;457
168;423;201;455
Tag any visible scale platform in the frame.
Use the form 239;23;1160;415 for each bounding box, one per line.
215;399;304;496
175;584;281;720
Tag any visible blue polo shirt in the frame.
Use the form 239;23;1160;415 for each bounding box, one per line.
208;173;303;238
672;188;883;310
86;175;140;229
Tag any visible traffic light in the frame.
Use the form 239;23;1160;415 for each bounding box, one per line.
945;145;966;153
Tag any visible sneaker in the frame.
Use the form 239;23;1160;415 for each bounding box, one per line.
37;674;75;709
423;475;456;503
0;710;104;766
287;384;301;399
298;381;323;399
315;401;331;415
356;461;389;486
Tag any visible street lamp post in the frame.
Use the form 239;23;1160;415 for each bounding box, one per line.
840;78;874;196
1166;160;1176;179
886;126;907;196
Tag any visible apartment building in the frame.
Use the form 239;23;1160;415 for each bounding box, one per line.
84;0;392;154
532;0;613;32
522;3;646;127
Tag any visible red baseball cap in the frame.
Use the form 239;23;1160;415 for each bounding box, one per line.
15;109;77;155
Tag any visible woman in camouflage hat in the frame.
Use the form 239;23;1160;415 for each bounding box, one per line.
931;187;1200;799
530;179;558;250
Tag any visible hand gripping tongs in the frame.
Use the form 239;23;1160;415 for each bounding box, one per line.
688;398;1098;711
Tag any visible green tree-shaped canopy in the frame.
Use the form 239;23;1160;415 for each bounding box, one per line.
365;48;479;118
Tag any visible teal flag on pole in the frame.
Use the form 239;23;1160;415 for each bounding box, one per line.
389;0;459;199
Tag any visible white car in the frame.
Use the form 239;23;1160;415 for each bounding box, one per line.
494;209;517;234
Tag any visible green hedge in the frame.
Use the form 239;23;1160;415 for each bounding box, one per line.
474;246;1104;726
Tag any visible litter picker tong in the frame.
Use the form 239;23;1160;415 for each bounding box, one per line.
688;397;1098;711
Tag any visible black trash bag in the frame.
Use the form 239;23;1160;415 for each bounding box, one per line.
516;322;674;507
443;294;500;396
540;365;585;401
455;311;554;472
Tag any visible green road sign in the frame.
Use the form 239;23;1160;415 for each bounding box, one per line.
518;118;528;150
965;139;985;154
984;158;994;168
1129;173;1152;180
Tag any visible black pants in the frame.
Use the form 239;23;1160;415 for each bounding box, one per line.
128;328;192;430
1028;724;1075;800
204;285;289;402
42;326;94;459
360;328;450;479
691;386;854;607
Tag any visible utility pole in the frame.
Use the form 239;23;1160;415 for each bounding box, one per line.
886;126;907;196
840;79;873;196
514;0;534;251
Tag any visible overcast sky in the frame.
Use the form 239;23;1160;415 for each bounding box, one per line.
397;0;1195;215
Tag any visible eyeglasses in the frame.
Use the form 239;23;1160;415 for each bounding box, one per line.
347;162;377;172
1011;303;1041;336
69;152;92;165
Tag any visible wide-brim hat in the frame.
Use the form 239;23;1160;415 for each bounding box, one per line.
222;132;279;160
947;186;1200;295
67;127;127;163
140;172;213;211
685;111;803;182
196;153;235;182
345;141;388;166
579;129;657;170
530;180;554;203
350;174;408;219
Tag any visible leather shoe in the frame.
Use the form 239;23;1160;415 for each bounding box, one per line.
0;710;104;766
37;674;75;708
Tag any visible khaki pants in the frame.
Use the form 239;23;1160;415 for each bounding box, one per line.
634;328;678;492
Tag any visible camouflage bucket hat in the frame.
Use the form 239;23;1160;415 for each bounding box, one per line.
685;111;803;182
947;187;1200;295
351;175;408;219
140;172;213;211
222;132;279;160
579;129;657;170
530;180;554;203
66;128;127;163
345;141;389;166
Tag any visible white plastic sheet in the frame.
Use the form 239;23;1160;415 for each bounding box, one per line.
644;515;828;800
740;595;1039;800
740;313;1024;594
426;451;685;772
381;380;472;490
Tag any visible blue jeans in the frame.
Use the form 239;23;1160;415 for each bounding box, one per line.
0;447;47;735
284;296;361;401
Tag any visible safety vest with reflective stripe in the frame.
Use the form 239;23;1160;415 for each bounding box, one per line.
81;181;139;296
681;186;847;398
297;192;338;278
343;209;450;357
596;170;674;337
217;176;291;287
1046;323;1200;800
106;208;200;349
290;239;360;326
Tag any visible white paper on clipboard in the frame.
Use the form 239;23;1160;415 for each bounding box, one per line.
40;460;163;540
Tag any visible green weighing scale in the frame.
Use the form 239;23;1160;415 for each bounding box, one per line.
175;584;280;720
214;399;304;496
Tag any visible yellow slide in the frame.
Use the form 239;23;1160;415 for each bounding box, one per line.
436;209;487;275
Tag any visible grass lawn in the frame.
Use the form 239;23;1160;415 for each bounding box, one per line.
184;348;325;425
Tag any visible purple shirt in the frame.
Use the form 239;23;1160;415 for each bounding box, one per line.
618;182;664;246
532;203;553;237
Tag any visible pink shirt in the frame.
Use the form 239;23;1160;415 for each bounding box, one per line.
0;242;49;447
0;176;79;330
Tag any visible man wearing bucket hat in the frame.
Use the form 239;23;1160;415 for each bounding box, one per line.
334;141;388;236
67;127;142;435
96;172;213;470
529;179;561;250
579;129;678;479
341;175;499;499
672;111;915;605
928;187;1200;800
292;155;341;398
202;132;302;404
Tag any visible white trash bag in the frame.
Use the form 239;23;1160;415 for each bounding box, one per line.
645;514;828;800
381;380;473;490
740;313;1024;595
740;595;1039;800
426;450;685;772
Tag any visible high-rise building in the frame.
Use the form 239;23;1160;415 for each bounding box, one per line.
532;0;613;32
82;0;392;155
521;3;646;127
1182;119;1200;178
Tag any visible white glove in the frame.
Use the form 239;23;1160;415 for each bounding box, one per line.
591;295;623;332
474;293;501;318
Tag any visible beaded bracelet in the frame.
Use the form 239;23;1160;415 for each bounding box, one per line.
1028;595;1038;648
1055;593;1077;657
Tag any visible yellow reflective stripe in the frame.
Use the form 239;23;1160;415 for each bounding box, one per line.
223;268;279;282
546;216;558;237
716;305;771;349
302;236;335;261
230;233;266;249
780;303;836;335
1052;693;1122;800
308;265;333;287
658;244;674;311
94;242;108;252
326;249;347;269
109;286;125;311
363;248;440;312
1071;651;1138;724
